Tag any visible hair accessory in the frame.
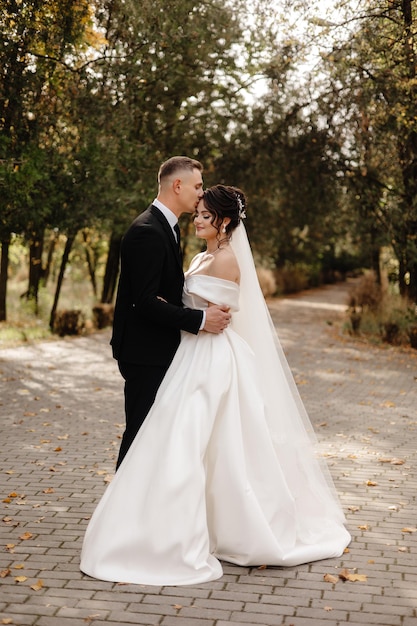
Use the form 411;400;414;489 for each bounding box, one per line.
235;193;246;220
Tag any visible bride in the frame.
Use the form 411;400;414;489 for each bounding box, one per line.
80;185;351;586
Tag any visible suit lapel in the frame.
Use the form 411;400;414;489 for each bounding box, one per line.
150;205;183;268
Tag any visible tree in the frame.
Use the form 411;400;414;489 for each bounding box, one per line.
311;0;417;299
81;0;256;303
0;0;93;318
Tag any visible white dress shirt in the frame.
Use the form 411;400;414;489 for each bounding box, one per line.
153;198;179;241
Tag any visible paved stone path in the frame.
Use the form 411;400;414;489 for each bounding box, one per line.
1;279;416;626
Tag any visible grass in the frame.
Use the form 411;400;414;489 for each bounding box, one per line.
0;275;99;348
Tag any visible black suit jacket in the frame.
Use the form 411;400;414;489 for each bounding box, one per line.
111;205;203;366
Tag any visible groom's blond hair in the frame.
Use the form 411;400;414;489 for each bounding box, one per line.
158;156;203;184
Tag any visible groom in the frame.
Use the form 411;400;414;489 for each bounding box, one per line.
111;156;231;469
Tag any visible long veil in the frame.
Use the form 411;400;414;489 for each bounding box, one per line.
230;222;346;522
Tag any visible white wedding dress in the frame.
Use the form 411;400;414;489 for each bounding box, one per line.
80;225;350;586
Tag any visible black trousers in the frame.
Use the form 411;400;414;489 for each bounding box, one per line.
116;361;166;470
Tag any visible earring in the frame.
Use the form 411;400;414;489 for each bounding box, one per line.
222;226;226;233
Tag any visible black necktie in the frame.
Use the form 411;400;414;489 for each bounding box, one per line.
174;223;181;248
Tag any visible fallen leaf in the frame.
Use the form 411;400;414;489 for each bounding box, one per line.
379;458;405;465
366;480;378;486
1;619;14;624
84;615;101;623
19;532;33;541
43;488;54;494
402;527;417;533
338;568;367;582
54;447;62;452
358;525;369;530
173;604;183;610
348;573;367;582
324;606;333;611
323;573;338;584
31;579;44;591
338;568;351;581
15;575;28;583
348;506;359;512
0;569;11;578
257;564;267;570
13;564;25;569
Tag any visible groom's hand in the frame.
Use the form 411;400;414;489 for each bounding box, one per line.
203;305;231;334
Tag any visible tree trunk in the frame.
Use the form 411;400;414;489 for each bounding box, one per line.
398;255;407;297
82;229;97;297
43;230;59;287
399;0;417;300
0;236;10;322
369;226;381;285
408;263;417;303
49;232;76;331
101;232;122;304
24;230;44;312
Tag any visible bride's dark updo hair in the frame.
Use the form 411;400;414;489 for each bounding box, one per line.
202;185;247;237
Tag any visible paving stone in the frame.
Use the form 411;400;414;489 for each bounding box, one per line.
1;281;416;625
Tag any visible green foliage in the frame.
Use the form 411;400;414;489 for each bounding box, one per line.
4;0;416;329
314;0;417;300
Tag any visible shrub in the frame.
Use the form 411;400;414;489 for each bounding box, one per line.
275;264;309;295
53;309;86;336
346;271;417;347
347;270;383;312
92;303;114;329
256;267;277;297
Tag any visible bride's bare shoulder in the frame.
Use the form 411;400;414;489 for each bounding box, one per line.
210;247;240;284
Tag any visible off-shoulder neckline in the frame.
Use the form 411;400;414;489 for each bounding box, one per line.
185;274;239;288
